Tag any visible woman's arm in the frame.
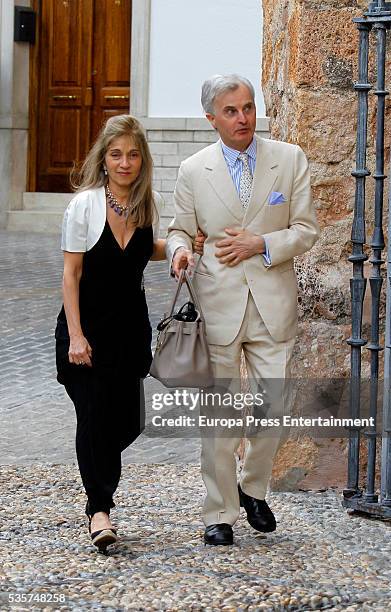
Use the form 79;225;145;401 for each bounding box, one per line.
150;231;206;262
150;239;167;261
62;252;92;367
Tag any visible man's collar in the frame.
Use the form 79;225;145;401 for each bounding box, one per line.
220;137;257;167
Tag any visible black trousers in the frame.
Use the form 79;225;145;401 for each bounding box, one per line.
64;368;145;516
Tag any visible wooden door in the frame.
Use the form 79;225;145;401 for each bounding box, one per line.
31;0;131;193
91;0;131;137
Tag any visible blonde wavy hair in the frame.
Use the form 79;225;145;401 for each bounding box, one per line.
71;115;154;228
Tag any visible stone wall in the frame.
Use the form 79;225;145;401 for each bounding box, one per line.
0;0;30;227
262;0;385;490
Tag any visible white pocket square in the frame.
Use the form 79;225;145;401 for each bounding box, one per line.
268;191;287;205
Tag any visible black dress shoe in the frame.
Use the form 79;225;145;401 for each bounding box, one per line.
204;523;233;546
238;485;276;533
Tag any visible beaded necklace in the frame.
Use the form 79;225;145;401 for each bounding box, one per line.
105;185;130;217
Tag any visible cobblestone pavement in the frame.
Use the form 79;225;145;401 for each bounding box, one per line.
2;230;391;611
1;464;391;611
0;230;199;464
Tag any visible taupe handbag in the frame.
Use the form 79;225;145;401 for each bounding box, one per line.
149;270;214;388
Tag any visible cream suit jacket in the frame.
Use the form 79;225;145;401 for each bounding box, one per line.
166;135;320;345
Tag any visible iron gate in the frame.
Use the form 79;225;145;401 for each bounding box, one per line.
342;0;391;518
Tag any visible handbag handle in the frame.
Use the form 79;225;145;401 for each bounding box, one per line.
168;269;207;322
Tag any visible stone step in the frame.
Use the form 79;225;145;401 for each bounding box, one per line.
8;210;173;235
8;210;173;236
7;210;64;234
22;192;73;211
8;191;173;236
21;192;174;213
7;193;73;234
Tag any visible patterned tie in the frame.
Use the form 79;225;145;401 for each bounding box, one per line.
238;152;253;209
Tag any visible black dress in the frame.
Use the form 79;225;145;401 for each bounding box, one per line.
55;221;153;516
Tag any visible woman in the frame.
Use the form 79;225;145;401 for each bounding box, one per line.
55;115;203;552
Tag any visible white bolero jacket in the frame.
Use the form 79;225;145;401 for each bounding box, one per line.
61;186;164;252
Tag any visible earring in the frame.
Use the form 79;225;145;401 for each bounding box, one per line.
103;167;108;176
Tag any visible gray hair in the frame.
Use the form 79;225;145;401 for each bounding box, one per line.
201;74;255;115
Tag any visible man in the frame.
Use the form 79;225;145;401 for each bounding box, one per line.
167;74;319;545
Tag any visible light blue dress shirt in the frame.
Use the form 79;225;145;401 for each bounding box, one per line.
221;138;271;266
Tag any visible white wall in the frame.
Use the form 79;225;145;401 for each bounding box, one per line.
148;0;265;118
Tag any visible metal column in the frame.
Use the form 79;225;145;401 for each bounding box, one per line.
343;0;391;519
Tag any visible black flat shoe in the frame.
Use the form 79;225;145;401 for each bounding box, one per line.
238;485;276;533
204;523;233;546
87;515;118;553
90;528;118;552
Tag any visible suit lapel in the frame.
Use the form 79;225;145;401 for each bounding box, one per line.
204;142;245;224
244;136;279;226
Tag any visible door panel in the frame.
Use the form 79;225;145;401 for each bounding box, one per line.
36;0;93;192
103;2;131;85
49;109;81;165
50;1;83;85
91;0;131;138
33;0;131;193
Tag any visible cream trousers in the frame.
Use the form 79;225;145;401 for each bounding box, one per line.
201;291;296;526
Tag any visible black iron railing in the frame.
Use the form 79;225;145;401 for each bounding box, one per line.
343;0;391;518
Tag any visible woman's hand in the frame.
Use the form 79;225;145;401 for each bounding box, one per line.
62;251;92;366
193;229;206;255
68;333;93;367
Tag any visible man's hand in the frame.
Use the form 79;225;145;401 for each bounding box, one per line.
215;228;265;267
172;247;195;279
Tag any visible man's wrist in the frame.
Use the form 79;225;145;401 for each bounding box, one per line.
171;246;187;277
173;246;187;259
255;235;266;255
